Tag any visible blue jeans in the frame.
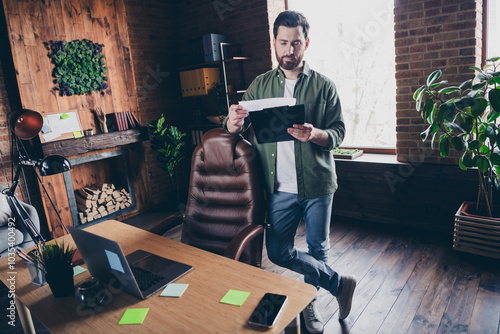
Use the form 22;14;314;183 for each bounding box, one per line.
266;191;341;296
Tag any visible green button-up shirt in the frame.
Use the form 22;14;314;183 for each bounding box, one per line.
224;62;345;199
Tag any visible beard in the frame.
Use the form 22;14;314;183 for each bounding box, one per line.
276;52;303;70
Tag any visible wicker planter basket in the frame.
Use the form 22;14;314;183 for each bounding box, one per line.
453;201;500;259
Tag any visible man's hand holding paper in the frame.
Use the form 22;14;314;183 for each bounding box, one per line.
227;104;248;133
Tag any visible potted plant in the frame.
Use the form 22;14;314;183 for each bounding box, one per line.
332;148;364;160
147;115;187;208
206;82;228;124
414;57;500;258
41;240;76;298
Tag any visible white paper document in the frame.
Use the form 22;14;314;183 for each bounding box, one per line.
42;132;61;142
239;97;296;112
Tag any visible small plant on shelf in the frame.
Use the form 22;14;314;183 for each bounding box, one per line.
208;82;228;123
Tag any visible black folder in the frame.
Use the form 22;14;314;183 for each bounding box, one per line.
249;104;305;143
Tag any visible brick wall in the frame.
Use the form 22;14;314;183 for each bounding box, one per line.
395;0;483;163
124;0;183;206
176;0;276;86
0;1;13;187
0;3;33;204
0;59;12;186
123;0;284;207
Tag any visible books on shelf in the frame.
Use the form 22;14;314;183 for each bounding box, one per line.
110;111;141;131
191;130;204;146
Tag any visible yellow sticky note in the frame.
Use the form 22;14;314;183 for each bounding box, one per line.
73;131;82;138
220;289;250;306
118;308;149;325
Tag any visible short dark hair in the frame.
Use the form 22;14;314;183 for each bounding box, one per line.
273;11;310;39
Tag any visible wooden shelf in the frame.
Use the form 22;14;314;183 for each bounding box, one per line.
40;127;149;157
179;57;249;71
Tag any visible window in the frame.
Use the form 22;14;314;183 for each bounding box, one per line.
486;0;500;59
287;0;396;148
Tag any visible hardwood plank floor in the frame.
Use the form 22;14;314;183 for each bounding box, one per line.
163;218;500;334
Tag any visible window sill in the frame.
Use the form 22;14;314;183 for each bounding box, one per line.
335;152;399;164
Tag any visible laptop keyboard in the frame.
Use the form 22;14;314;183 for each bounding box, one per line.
130;265;164;291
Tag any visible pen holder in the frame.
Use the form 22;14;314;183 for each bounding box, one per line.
26;261;46;286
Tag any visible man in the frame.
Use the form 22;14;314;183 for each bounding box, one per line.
224;10;356;333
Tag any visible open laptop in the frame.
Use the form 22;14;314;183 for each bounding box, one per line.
68;226;193;299
248;104;305;143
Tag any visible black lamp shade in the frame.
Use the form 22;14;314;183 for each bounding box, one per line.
10;109;43;140
39;155;71;176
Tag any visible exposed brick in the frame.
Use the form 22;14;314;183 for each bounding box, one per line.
431;59;447;67
410;44;427;53
395;0;481;164
427;26;443;34
395;31;409;39
427;42;444;51
442;5;460;14
410;61;432;70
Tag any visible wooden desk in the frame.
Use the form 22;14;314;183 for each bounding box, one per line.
0;220;316;333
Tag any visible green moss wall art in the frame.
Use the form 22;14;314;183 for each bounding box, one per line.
48;39;109;96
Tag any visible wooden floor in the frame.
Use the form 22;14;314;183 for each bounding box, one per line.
163;218;500;334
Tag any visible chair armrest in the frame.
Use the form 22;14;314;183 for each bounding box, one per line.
149;212;184;235
223;224;264;261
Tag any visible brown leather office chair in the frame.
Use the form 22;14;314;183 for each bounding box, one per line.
180;128;266;267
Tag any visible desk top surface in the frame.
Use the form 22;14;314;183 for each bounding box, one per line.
0;220;316;333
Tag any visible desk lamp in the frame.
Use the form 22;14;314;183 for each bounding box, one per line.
3;109;72;251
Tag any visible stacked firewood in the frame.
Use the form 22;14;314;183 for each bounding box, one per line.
76;183;132;224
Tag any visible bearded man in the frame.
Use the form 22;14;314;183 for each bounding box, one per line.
224;10;356;333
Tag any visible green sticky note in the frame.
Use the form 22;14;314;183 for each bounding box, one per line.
60;113;70;119
73;265;87;277
160;283;189;297
118;308;149;325
220;289;250;306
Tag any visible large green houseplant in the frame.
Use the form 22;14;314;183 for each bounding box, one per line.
413;57;500;217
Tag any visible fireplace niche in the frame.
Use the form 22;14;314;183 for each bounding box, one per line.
64;148;137;228
36;129;149;238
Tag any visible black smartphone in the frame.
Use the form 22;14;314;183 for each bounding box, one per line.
248;293;288;328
